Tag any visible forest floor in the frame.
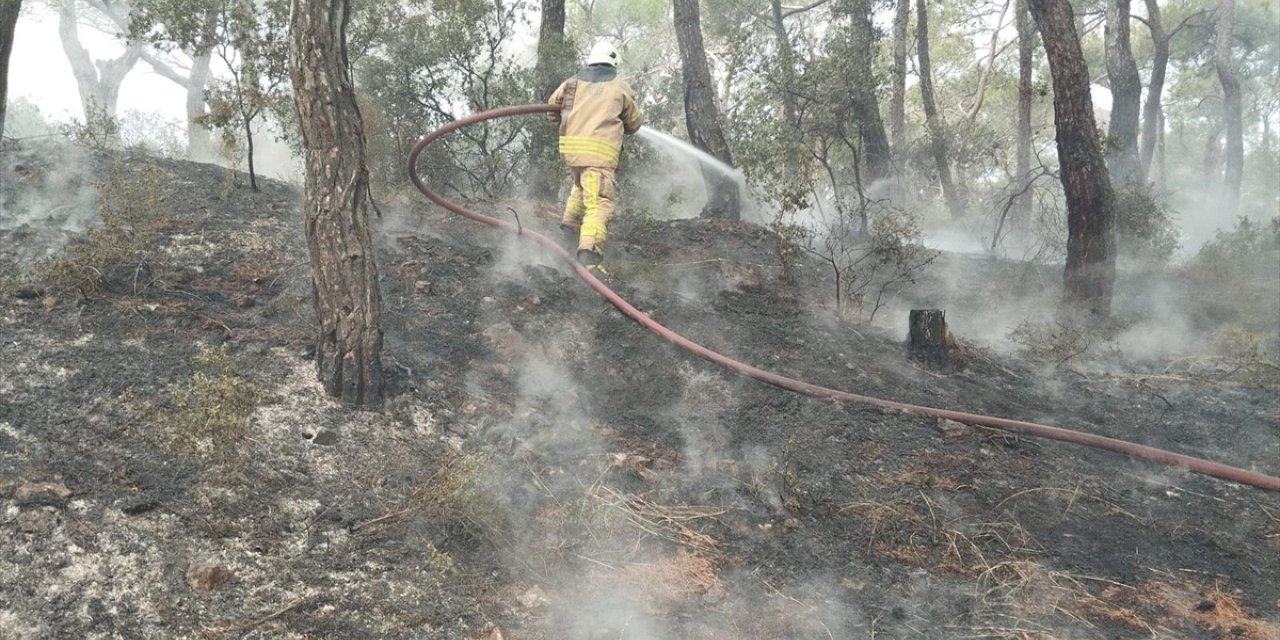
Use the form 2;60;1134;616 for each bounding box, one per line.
1;140;1278;640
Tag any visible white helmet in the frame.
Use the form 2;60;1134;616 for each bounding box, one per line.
586;41;620;67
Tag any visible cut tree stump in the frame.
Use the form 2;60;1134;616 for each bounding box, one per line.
908;309;956;367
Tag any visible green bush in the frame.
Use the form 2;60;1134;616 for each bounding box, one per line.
1113;181;1180;264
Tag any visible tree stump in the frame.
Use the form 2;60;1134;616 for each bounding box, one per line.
908;309;955;367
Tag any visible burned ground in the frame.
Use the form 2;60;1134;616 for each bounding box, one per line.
1;141;1278;639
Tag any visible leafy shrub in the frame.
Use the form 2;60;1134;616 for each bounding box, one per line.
1113;181;1180;264
44;165;173;295
123;344;264;459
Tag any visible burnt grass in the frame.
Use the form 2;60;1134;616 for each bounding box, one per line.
2;141;1278;640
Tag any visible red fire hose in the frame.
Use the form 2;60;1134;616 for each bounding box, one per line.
406;103;1280;492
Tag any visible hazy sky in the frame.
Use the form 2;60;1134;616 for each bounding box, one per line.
10;9;188;124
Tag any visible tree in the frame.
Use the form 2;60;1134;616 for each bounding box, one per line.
290;0;383;406
1014;0;1034;221
0;0;19;138
1133;1;1203;183
846;0;891;184
528;0;571;201
1103;0;1140;184
673;0;738;220
1028;0;1116;316
57;0;143;131
890;0;909;161
1215;0;1243;216
916;0;964;219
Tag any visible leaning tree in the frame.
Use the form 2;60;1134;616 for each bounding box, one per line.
289;0;384;405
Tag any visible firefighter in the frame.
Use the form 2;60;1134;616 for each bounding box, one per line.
547;40;644;273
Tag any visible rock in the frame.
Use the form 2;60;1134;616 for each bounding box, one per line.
236;296;256;309
783;517;801;529
936;418;971;439
517;586;549;610
120;498;160;516
15;481;72;507
17;509;55;534
185;564;235;592
414;280;432;294
1195;599;1216;612
312;430;339;446
13;287;42;300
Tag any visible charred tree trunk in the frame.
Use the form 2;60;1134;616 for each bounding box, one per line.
849;0;892;184
290;0;384;406
916;0;965;219
0;0;19;139
529;0;568;201
1028;0;1117;317
673;0;739;220
1104;0;1141;185
1215;0;1243;216
908;309;955;367
891;0;909;162
1015;0;1035;221
58;0;141;129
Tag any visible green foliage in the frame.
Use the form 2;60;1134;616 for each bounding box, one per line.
1113;181;1180;264
1191;216;1280;279
44;166;174;295
122;343;264;459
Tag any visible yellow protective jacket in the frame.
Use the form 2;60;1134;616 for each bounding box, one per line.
548;64;644;169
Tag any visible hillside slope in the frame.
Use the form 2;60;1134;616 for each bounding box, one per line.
2;142;1278;640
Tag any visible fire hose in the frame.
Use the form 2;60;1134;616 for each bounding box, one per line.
406;103;1280;492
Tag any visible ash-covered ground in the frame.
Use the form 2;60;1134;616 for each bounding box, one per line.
2;140;1278;639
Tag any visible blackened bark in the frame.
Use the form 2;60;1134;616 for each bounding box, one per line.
1028;0;1116;317
673;0;739;220
529;0;568;200
1104;0;1141;184
916;0;965;219
290;0;384;406
1216;0;1243;216
1015;0;1034;220
891;0;909;158
849;0;891;183
0;0;19;138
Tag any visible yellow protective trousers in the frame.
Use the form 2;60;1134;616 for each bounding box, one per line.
560;166;616;254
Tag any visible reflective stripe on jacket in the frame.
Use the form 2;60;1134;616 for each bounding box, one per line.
548;64;644;169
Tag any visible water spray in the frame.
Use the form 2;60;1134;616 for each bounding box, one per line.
406;103;1280;492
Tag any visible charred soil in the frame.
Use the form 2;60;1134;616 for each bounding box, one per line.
2;141;1278;639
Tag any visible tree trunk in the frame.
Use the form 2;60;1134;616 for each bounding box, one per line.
0;0;19;139
673;0;739;220
186;50;214;159
289;0;384;406
965;0;1012;125
1028;0;1116;317
1103;0;1141;185
849;0;891;184
908;309;955;367
58;0;141;127
529;0;567;201
916;0;965;219
242;114;257;191
769;0;797;127
1215;0;1243;216
890;0;909;160
1138;0;1166;181
1015;0;1034;221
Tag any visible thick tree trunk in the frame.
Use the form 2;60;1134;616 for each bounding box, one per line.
0;0;19;138
849;0;891;183
1138;0;1166;181
916;0;965;219
1015;0;1034;221
186;50;214;159
289;0;384;406
58;0;141;127
673;0;739;220
908;309;955;367
1028;0;1117;317
1104;0;1141;185
529;0;567;201
890;0;909;160
1215;0;1243;216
